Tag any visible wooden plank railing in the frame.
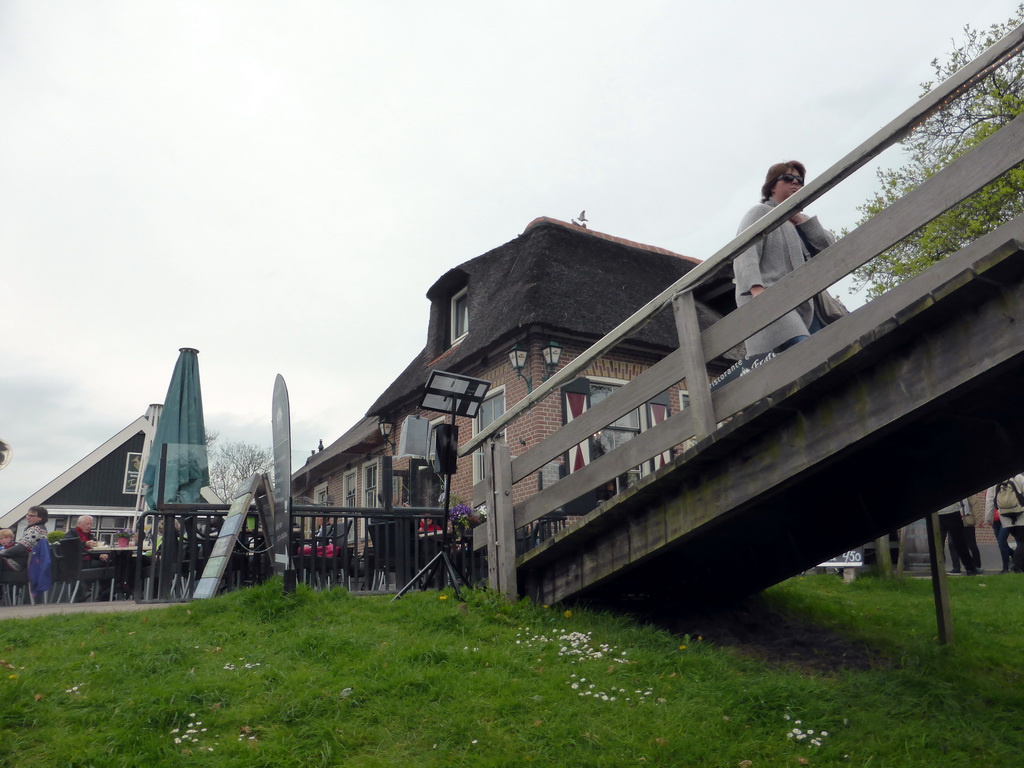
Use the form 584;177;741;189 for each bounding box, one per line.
469;23;1024;591
461;21;1024;460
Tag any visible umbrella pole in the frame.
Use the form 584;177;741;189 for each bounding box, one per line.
157;443;168;509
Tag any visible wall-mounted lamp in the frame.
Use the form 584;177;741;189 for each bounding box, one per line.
508;339;563;393
378;418;395;452
541;338;563;371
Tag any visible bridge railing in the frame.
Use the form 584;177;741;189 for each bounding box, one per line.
467;23;1024;598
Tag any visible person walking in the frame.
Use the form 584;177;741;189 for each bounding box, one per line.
734;160;836;354
987;475;1024;573
936;499;983;575
960;497;983;573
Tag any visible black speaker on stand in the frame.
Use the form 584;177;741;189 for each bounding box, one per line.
392;370;491;601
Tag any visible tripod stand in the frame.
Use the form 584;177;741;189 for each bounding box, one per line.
391;515;468;601
392;456;472;601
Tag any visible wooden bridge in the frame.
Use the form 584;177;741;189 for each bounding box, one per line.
467;23;1024;609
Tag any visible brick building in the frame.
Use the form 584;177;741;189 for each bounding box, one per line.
291;217;737;520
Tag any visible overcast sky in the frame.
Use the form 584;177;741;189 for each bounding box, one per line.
1;0;1018;516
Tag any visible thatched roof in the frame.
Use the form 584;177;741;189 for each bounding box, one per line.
366;217;732;419
292;415;378;490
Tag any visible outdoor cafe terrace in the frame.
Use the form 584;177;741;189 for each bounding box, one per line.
1;453;568;607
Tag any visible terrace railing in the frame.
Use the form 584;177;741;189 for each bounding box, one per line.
289;455;488;595
134;507;270;602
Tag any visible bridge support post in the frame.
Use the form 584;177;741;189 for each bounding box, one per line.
874;534;893;577
925;512;954;645
484;439;517;600
672;290;716;438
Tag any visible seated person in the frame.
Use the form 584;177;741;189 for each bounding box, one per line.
154;518;183;554
1;506;49;571
69;514;109;565
69;513;116;601
418;518;444;534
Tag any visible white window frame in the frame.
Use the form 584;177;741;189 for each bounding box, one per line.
473;387;506;484
450;287;469;344
568;377;672;477
586;376;640;428
344;471;357;508
362;461;379;508
342;470;360;542
314;481;330;505
679;389;690;411
586;376;644;489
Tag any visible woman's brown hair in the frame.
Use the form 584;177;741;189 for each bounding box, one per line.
761;160;807;202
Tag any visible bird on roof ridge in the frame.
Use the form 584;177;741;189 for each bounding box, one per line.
571;210;588;228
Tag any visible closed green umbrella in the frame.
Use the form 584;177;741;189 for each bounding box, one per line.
142;347;210;510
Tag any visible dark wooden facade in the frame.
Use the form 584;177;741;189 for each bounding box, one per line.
44;432;145;508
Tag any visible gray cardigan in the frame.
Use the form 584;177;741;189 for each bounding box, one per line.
733;199;836;355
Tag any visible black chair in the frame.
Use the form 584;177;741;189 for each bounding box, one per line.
173;518;210;599
0;563;29;606
58;536;88;602
366;518;417;592
149;523;183;601
298;520;355;590
230;531;269;590
0;539;56;605
49;536;88;606
365;519;394;591
58;536;116;602
49;539;76;603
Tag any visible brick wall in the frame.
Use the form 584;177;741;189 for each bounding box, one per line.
301;335;706;518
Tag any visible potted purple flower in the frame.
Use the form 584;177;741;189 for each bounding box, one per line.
448;502;480;536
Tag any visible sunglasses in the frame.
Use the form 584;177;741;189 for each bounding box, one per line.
778;173;804;186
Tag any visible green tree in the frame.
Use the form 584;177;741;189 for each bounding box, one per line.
852;5;1024;298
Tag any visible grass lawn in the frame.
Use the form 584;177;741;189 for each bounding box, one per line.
2;573;1022;767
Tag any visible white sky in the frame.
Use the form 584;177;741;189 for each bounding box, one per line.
1;0;1018;515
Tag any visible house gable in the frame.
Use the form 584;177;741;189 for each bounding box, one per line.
1;411;157;529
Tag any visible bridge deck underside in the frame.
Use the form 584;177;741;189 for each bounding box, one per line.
520;236;1024;608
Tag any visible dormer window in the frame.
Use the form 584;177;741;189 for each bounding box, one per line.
450;287;469;344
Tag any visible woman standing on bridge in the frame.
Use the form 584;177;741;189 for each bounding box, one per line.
734;161;836;354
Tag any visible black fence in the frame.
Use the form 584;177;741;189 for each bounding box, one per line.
290;507;487;593
3;506;573;607
27;494;571;606
133;508;271;602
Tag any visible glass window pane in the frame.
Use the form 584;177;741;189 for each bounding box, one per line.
590;384;639;429
363;465;378;507
344;473;357;506
452;289;469;341
474;392;506;481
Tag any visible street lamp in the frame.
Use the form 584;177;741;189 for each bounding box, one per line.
541;338;562;371
378;418;395;452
